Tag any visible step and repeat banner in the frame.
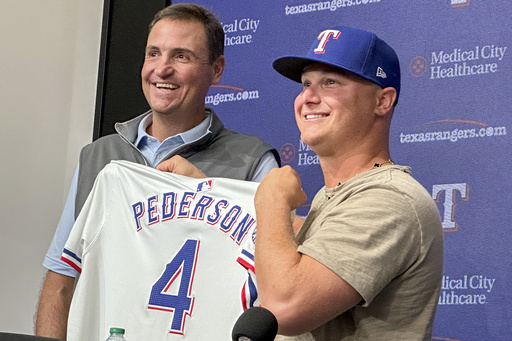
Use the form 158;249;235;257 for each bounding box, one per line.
174;1;511;339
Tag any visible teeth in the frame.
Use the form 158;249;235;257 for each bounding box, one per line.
305;114;328;120
156;83;178;89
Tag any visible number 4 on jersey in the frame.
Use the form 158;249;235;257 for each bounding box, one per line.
148;239;200;335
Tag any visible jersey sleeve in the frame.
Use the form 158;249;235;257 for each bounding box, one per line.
237;219;260;310
236;227;256;272
61;164;118;274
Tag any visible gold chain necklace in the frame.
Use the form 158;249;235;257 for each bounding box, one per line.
371;159;394;169
336;159;394;187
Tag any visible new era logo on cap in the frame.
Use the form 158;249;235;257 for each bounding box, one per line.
376;67;387;79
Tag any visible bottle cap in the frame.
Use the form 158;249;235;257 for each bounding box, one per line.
110;327;125;334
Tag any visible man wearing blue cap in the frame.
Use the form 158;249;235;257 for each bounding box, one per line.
254;26;444;340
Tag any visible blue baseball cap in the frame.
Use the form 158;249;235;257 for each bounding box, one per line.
273;26;401;101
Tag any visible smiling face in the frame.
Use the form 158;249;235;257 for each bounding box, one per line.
141;19;224;121
294;63;384;158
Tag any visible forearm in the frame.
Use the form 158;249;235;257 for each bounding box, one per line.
255;202;300;296
255;200;310;334
35;270;75;339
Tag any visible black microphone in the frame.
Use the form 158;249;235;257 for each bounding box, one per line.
232;306;278;341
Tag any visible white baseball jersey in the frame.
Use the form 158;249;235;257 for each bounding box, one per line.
61;160;259;340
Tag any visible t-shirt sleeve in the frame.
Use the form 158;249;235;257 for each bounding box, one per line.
297;183;421;306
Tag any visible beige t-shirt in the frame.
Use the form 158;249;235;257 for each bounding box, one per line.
277;165;444;341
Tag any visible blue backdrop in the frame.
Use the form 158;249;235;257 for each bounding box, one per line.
175;1;512;339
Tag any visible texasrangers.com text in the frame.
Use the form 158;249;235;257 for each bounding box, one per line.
205;89;259;106
285;0;380;15
399;125;507;144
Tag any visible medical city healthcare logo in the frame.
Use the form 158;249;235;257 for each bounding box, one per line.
409;43;508;80
279;140;320;167
409;56;428;78
221;16;261;47
280;143;297;164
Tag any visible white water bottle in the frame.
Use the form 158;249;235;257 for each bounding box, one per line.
105;327;126;340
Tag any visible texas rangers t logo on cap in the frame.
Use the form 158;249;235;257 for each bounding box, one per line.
314;29;341;54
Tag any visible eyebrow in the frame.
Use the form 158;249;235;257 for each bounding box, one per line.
172;47;197;56
145;45;199;58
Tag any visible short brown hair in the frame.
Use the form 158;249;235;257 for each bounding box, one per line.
149;3;224;64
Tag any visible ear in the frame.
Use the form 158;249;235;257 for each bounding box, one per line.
375;87;397;117
211;55;225;84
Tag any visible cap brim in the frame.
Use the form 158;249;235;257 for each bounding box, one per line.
273;55;376;86
272;56;318;83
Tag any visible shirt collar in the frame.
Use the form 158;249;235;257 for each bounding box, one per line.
135;112;212;147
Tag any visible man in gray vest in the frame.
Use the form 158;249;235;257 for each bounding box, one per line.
35;4;279;339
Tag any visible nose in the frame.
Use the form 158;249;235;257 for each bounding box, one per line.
154;57;174;78
300;85;321;105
